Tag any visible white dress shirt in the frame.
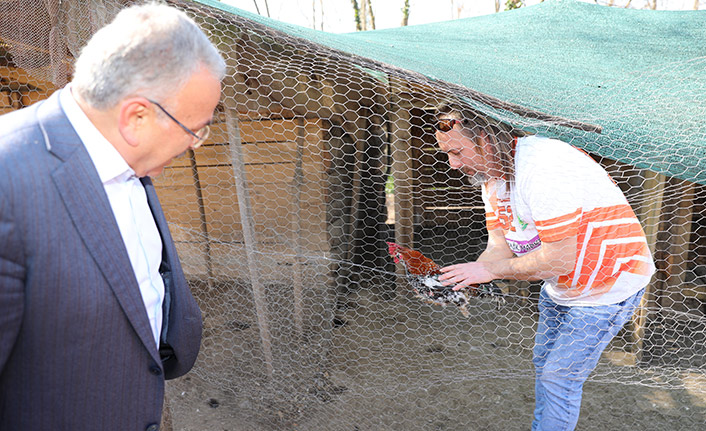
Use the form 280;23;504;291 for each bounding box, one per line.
59;86;165;347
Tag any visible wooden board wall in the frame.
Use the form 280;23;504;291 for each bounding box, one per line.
153;117;329;281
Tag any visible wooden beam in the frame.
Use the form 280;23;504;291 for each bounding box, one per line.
663;178;696;312
389;78;415;285
187;149;213;281
631;169;665;360
291;117;306;335
389;104;414;248
226;107;274;378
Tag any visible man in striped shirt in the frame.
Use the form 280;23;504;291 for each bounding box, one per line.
434;103;655;431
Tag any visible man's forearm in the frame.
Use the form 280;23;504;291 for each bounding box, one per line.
484;236;577;281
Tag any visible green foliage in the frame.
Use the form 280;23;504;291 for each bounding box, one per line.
505;0;525;10
385;174;394;194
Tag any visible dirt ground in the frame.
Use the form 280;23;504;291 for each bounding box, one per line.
165;279;706;430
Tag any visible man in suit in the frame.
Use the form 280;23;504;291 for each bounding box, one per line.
0;3;225;430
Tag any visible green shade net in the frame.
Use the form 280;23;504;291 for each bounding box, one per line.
195;0;706;184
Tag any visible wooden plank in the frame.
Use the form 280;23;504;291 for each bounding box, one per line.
201;180;324;242
154;166;195;187
195;119;323;167
199;164;295;187
0;65;57;95
210;118;299;144
156;187;201;227
419;187;482;202
172;242;209;278
195;141;297;166
207;242;328;282
166;153;191;168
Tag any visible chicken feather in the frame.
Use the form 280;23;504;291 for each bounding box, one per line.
387;242;504;316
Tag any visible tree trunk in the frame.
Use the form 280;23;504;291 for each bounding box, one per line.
361;0;368;30
351;0;362;31
401;0;410;26
366;0;376;30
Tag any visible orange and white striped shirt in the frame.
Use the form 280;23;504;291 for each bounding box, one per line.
482;135;655;306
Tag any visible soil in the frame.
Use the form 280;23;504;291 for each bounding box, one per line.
165;279;706;430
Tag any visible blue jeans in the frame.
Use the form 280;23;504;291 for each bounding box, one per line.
531;288;644;431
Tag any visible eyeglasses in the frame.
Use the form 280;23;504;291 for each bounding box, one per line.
435;118;462;133
148;99;210;148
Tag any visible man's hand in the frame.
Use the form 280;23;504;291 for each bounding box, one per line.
439;262;496;290
438;233;577;290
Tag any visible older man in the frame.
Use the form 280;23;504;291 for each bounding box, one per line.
0;3;225;430
434;103;655;430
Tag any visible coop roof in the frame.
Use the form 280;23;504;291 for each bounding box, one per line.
196;0;706;184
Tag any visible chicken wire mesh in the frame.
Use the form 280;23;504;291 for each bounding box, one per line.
1;0;706;430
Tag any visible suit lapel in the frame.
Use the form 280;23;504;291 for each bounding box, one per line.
141;177;174;344
38;91;161;363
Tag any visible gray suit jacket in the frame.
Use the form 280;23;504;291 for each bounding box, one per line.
0;90;202;430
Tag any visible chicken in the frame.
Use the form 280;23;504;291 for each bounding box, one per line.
387;242;504;316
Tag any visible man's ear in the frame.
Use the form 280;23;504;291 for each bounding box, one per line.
118;98;151;147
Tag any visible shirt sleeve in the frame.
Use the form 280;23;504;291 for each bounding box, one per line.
517;143;586;242
481;182;501;231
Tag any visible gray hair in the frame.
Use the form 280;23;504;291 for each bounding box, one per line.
436;102;525;183
72;2;226;110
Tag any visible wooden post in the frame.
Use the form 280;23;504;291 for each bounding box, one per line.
389;80;415;284
226;108;274;378
344;117;367;264
663;178;695;312
389;106;414;249
631;170;665;360
187;149;213;281
291;118;306;335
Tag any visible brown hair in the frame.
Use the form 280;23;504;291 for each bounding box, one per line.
436;102;525;182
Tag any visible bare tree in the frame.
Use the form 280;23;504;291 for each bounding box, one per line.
495;0;501;12
251;0;271;17
310;0;324;30
694;0;700;10
351;0;362;31
351;0;375;31
648;0;657;9
401;0;410;26
364;0;376;30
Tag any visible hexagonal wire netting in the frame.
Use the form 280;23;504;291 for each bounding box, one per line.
1;0;705;430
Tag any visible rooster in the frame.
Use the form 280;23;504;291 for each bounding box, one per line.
387;242;504;316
